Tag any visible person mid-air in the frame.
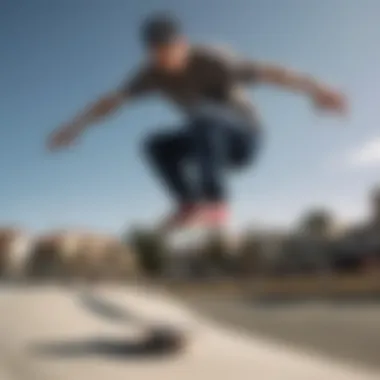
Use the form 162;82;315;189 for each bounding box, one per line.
47;13;348;232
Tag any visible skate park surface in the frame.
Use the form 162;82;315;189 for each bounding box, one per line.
0;283;379;380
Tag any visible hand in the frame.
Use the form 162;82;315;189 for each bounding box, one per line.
47;123;82;152
311;86;348;115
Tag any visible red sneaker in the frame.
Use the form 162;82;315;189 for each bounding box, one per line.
158;204;202;233
201;203;229;227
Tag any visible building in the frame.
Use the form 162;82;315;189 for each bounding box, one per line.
27;229;138;281
0;227;34;278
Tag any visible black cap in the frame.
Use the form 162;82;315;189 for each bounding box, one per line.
140;12;181;48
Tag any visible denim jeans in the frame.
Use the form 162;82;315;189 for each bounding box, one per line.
143;111;261;204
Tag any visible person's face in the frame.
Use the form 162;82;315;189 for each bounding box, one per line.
149;37;190;73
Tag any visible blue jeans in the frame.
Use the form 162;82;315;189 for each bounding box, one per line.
143;112;261;204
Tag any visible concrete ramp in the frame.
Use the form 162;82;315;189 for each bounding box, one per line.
0;284;378;380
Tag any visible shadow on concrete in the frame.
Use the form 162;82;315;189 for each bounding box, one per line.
29;332;185;361
29;291;187;360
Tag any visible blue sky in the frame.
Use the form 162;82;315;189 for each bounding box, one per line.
1;0;380;234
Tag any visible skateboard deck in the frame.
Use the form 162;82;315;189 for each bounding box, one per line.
78;290;190;353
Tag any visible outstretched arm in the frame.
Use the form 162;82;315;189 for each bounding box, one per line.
243;61;348;114
47;65;154;152
47;90;128;151
67;91;126;129
251;63;325;92
205;46;348;115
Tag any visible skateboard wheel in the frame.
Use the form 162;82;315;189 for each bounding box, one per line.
145;327;187;352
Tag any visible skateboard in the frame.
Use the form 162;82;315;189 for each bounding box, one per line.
78;290;190;353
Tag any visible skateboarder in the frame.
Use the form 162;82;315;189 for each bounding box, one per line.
47;12;347;232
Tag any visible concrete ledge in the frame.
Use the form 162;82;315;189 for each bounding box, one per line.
162;274;380;300
2;284;379;380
